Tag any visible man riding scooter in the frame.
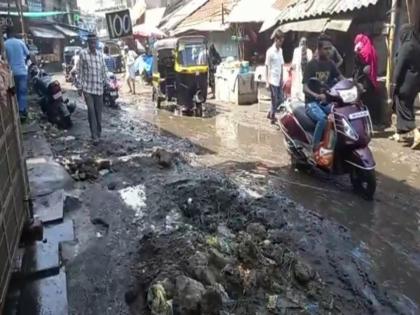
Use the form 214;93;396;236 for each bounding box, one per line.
303;35;344;155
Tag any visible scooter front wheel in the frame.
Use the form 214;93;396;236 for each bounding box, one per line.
350;168;376;200
291;154;310;171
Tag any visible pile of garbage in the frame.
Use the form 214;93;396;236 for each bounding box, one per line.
56;155;112;181
127;174;408;315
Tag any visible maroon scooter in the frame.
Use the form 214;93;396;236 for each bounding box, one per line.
278;78;376;200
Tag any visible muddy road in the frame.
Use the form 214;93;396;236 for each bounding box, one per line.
32;78;420;314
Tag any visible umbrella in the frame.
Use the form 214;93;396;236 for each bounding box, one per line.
133;24;166;39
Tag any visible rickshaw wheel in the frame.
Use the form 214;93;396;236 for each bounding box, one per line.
195;104;203;117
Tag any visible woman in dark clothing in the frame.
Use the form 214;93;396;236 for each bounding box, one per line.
208;44;222;98
353;34;379;124
392;24;420;148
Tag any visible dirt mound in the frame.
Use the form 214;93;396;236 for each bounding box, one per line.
128;175;409;315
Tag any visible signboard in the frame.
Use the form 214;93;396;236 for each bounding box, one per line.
27;0;43;12
106;9;132;39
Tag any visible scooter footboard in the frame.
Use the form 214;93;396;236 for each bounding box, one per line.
344;147;376;170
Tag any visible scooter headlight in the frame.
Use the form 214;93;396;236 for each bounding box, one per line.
338;86;359;103
342;118;358;141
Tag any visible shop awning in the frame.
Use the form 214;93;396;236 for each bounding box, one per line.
144;7;166;27
277;0;379;22
173;21;230;35
274;18;329;35
130;0;146;24
259;0;296;32
54;25;79;37
260;9;281;33
272;17;352;36
172;0;237;35
227;0;275;23
29;26;65;39
325;18;352;32
160;0;208;32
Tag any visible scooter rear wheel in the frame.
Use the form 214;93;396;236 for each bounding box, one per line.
350;168;376;200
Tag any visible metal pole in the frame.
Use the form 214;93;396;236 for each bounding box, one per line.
406;0;411;23
14;0;25;41
385;0;399;117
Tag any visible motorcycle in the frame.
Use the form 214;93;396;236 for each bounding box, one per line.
103;72;120;108
29;63;75;129
278;78;376;200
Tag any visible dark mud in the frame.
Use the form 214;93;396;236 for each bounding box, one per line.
30;87;416;315
128;172;411;315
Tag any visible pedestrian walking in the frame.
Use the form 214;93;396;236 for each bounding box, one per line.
77;34;108;145
5;27;29;121
391;24;420;148
291;37;313;101
265;30;285;124
124;46;138;95
353;34;379;124
208;44;222;98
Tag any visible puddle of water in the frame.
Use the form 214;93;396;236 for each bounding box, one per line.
119;185;147;220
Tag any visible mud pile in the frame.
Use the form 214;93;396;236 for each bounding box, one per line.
127;173;409;315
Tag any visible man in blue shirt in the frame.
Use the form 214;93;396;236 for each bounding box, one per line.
5;28;29;120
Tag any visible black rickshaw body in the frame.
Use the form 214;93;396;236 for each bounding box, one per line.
152;36;208;112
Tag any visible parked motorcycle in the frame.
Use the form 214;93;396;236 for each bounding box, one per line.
29;63;75;129
278;78;376;200
103;72;120;108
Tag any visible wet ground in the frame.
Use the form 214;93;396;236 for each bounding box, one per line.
28;76;420;314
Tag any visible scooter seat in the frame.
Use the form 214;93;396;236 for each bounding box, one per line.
291;102;316;132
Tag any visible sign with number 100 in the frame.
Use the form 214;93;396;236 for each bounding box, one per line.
106;9;133;39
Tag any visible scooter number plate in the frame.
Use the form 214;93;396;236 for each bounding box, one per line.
110;92;118;96
349;111;369;120
53;91;62;100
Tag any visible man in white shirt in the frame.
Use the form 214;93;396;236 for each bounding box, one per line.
265;30;285;124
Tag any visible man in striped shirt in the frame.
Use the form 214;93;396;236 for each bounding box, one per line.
77;34;108;144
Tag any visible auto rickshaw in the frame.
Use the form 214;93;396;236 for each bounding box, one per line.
62;46;82;82
152;36;208;116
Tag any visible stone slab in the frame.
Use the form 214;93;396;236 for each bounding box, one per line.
22;122;41;135
23;133;53;160
18;270;68;315
44;220;75;244
22;242;60;279
27;159;73;197
33;189;64;224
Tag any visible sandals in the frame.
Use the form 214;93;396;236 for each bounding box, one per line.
411;129;420;149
